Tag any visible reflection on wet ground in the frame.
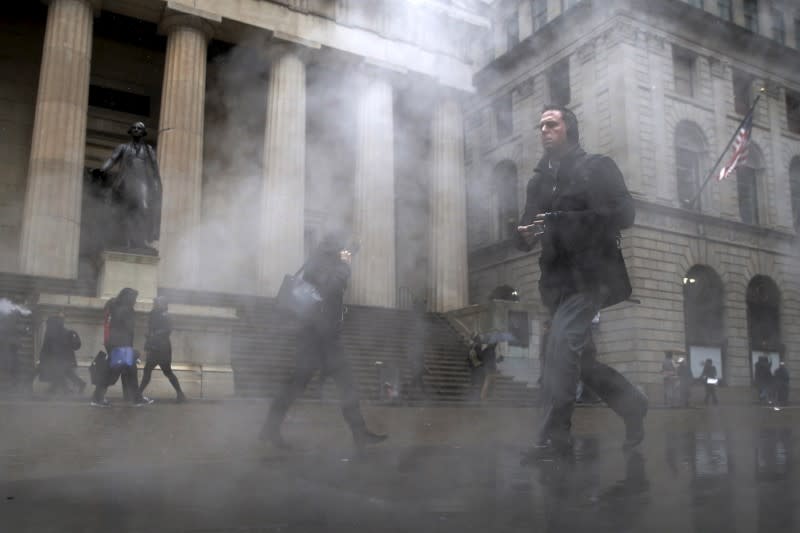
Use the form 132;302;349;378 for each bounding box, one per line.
2;404;799;532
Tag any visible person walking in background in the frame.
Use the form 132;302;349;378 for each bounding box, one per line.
676;357;693;408
754;355;773;404
261;233;387;455
700;358;719;406
479;339;502;401
516;104;648;456
773;361;790;406
91;288;151;407
662;352;677;407
139;296;185;403
37;313;85;395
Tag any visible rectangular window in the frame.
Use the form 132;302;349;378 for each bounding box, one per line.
673;47;695;97
506;12;519;48
676;147;700;207
733;70;753;116
737;167;759;224
687;0;703;9
532;0;547;32
717;0;732;21
743;0;759;33
562;0;581;11
494;94;513;140
548;58;571;106
771;9;785;44
787;90;800;134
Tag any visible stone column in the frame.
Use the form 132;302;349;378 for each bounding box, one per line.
19;0;101;278
257;45;307;296
156;13;214;288
429;97;468;312
350;71;396;307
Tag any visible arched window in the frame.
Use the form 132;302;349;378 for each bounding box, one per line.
683;265;725;382
737;143;764;225
746;276;782;382
493;160;518;241
674;121;708;209
789;157;800;231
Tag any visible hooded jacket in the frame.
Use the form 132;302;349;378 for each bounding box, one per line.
107;288;138;350
516;145;634;310
303;236;351;334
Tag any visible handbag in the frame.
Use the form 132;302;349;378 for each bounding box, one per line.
276;263;323;320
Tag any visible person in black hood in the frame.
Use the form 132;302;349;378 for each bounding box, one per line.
91;287;150;406
37;313;85;394
139;296;185;402
516;105;648;457
261;232;387;455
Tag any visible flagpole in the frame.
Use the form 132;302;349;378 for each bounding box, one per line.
687;89;763;210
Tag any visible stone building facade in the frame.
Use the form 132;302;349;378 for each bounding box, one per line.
1;0;486;312
466;0;800;398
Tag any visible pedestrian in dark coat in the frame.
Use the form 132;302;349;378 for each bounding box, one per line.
139;296;185;402
38;314;85;394
700;358;719;405
262;233;387;454
516;105;648;456
676;357;693;407
773;362;790;406
754;356;773;404
91;288;149;406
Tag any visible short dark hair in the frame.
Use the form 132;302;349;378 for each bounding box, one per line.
542;104;579;144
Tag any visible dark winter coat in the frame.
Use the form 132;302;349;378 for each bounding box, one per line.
303;238;351;336
145;308;172;362
516;145;635;311
39;316;81;382
754;359;773;387
106;288;138;351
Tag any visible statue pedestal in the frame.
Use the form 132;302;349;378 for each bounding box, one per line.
97;250;159;301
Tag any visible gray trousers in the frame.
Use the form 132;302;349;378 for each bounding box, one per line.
539;292;646;444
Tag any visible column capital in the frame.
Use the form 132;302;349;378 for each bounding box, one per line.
159;2;221;40
42;0;103;14
264;39;317;65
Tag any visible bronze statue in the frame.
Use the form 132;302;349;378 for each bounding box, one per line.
94;122;162;254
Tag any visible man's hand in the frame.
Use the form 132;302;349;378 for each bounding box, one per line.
339;250;352;265
517;214;546;245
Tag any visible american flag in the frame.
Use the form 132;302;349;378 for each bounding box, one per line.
718;112;753;181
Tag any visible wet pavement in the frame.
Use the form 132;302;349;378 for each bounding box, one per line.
1;400;799;532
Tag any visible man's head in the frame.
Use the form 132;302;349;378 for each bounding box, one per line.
128;122;147;139
539;105;579;156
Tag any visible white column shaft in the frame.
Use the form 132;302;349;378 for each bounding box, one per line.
258;50;306;296
429;99;468;312
157;22;210;288
350;76;396;307
19;0;95;278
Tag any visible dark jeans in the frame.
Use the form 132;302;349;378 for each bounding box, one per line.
92;364;142;403
704;384;718;405
538;292;647;445
264;327;366;437
139;359;183;396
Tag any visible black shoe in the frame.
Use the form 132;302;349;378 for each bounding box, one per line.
353;429;388;452
176;393;187;404
260;427;292;450
520;437;573;464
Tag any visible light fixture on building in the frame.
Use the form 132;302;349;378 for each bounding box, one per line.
683;277;697;285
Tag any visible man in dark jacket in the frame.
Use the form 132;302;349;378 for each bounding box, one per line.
773;361;789;406
37;313;85;394
261;233;387;455
139;296;185;402
91;287;150;406
516;105;648;456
